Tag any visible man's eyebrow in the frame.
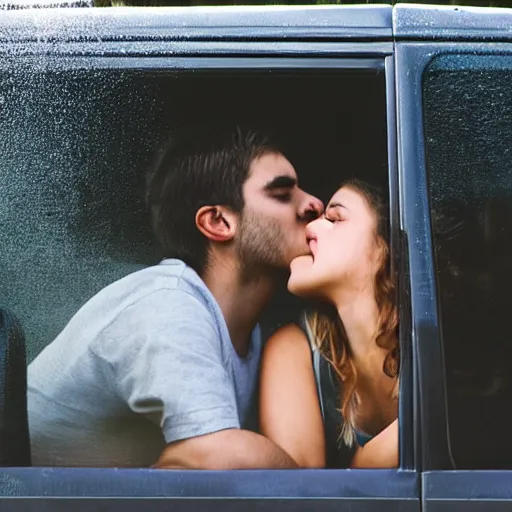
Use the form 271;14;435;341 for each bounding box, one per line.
263;175;297;191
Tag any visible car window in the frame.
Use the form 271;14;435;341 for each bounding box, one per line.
0;57;408;476
424;53;512;469
0;66;389;363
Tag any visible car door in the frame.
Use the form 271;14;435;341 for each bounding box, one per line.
0;5;419;511
395;5;512;510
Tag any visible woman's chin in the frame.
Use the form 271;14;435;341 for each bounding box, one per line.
288;255;315;296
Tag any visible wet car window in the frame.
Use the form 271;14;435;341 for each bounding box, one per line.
424;53;512;469
0;67;388;362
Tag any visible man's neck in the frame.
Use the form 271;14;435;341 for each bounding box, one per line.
202;258;276;357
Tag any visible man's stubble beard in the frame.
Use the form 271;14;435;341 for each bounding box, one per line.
236;210;290;284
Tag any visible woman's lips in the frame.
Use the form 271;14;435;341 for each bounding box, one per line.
305;226;317;259
307;238;317;258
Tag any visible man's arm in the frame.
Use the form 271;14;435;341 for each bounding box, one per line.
154;429;298;470
113;289;297;470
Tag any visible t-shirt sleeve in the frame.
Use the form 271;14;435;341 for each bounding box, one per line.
99;288;240;444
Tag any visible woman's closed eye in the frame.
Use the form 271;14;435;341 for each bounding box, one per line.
324;214;344;223
324;202;347;223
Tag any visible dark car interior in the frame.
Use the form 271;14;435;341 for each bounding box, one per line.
0;66;389;465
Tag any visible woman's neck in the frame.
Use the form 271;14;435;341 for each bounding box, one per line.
334;287;387;379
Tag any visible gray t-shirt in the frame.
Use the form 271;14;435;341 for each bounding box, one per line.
27;259;262;468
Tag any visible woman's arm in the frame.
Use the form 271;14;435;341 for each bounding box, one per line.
259;324;326;468
350;419;398;469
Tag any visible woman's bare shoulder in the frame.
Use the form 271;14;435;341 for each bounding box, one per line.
263;322;311;362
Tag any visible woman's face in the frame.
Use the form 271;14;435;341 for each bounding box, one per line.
288;186;381;301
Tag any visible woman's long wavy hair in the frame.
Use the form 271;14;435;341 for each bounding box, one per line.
305;179;399;447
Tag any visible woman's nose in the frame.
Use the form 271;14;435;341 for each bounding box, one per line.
305;216;325;233
306;214;335;237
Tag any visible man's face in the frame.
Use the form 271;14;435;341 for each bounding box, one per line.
236;152;324;276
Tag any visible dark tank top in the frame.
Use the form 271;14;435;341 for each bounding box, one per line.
297;314;373;468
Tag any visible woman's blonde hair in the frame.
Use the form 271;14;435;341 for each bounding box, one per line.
305;179;399;447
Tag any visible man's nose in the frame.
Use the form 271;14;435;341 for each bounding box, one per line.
299;193;324;222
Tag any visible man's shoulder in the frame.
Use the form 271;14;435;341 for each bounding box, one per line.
113;258;188;292
117;259;218;313
94;259;207;307
44;259;220;346
83;259;228;343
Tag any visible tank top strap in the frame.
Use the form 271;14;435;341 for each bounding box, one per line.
297;313;325;419
296;312;355;468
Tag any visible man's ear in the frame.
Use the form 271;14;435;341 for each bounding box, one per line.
195;205;238;242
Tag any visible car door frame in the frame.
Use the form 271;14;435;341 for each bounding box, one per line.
395;4;512;508
0;6;420;510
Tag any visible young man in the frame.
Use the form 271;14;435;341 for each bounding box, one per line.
27;125;323;469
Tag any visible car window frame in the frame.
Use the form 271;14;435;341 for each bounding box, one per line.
0;28;418;507
396;39;512;511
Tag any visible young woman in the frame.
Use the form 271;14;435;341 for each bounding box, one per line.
259;179;399;469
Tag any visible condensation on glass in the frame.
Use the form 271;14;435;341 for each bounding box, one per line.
0;68;170;360
424;53;512;470
0;63;388;362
